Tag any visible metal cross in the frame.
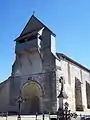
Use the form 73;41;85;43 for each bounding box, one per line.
33;10;35;15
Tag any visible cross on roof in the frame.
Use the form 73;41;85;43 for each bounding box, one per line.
33;10;35;15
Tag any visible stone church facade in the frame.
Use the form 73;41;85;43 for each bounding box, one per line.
0;15;90;115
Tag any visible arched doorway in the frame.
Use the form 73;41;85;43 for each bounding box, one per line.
21;81;43;114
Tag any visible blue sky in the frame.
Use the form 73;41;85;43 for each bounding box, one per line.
0;0;90;81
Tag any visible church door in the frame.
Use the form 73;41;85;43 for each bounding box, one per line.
30;96;40;114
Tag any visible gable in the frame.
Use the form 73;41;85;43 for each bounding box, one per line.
20;15;56;37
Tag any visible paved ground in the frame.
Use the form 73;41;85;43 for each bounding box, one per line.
0;114;85;120
0;115;50;120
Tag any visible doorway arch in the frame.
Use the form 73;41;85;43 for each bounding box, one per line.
21;81;43;114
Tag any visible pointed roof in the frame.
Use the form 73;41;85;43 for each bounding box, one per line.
20;15;56;37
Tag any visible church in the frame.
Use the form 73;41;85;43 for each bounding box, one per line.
0;15;90;115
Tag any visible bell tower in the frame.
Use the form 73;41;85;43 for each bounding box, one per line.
10;15;57;114
12;15;56;76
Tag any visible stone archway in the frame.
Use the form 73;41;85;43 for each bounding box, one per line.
21;81;43;114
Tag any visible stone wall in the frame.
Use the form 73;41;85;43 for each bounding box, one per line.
58;58;90;114
0;79;10;112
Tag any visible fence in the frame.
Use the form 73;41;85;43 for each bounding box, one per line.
0;114;50;120
0;112;90;120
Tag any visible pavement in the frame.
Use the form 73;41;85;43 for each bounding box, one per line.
0;115;50;120
0;114;89;120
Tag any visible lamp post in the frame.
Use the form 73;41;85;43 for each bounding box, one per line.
17;95;23;120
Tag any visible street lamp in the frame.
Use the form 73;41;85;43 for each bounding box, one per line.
17;94;23;120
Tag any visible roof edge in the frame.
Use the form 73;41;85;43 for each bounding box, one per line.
56;53;90;72
20;15;56;37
